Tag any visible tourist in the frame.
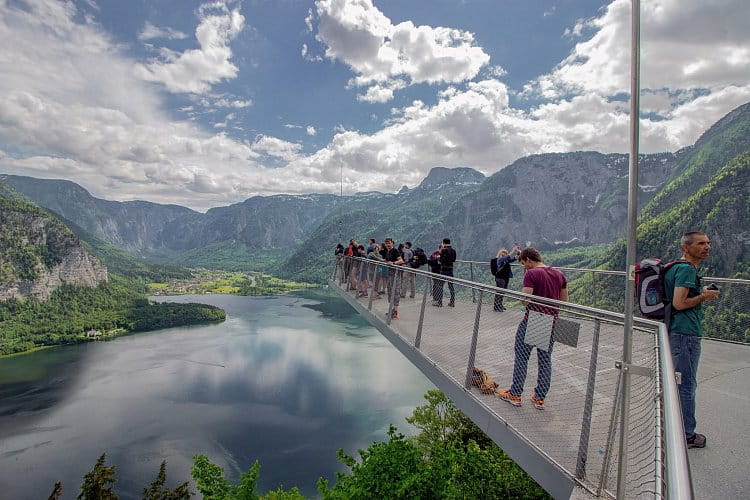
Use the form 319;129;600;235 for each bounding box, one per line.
401;242;416;298
664;231;719;448
436;238;456;307
427;243;443;304
383;238;405;319
491;244;521;311
498;247;567;410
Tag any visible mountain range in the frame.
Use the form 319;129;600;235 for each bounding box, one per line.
2;102;749;284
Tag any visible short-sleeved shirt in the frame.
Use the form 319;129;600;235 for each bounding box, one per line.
384;248;401;263
402;248;413;263
664;263;703;336
523;266;567;316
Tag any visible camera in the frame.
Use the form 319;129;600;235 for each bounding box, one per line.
707;283;719;291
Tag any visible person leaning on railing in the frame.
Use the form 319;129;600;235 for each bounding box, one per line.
497;247;568;411
664;231;720;449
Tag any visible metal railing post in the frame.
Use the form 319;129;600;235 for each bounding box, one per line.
386;271;397;325
598;368;623;496
576;319;601;480
415;277;430;348
332;256;339;281
470;262;476;303
591;270;597;308
464;290;484;389
368;261;376;310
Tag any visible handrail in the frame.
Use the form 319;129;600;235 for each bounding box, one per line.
455;259;750;284
349;256;664;326
657;322;694;499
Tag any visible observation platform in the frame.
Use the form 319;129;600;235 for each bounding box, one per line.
330;257;749;499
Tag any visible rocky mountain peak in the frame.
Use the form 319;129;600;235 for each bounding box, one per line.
417;167;485;192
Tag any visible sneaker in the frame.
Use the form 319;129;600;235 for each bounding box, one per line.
497;389;521;407
432;301;443;307
391;311;400;319
531;393;545;410
687;433;706;449
448;302;455;307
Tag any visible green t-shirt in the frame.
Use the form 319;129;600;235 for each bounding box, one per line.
664;263;703;336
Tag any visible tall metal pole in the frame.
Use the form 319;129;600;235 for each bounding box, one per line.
616;0;641;497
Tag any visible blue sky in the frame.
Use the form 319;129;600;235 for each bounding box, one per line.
0;0;748;210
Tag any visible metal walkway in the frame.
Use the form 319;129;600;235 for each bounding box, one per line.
330;257;698;499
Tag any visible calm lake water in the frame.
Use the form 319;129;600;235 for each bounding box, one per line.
0;291;434;499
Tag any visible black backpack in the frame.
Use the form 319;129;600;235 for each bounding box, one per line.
411;247;427;268
490;258;498;276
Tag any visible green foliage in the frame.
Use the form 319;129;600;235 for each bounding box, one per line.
0;276;225;355
191;455;303;500
318;390;549;499
78;454;118;500
143;461;192;500
48;481;63;500
152;242;283;273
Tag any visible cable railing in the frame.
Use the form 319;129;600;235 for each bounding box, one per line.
330;255;692;499
454;259;750;344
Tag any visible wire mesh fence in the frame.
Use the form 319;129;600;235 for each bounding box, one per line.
331;256;688;498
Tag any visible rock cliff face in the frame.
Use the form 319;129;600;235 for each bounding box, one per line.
0;188;108;301
442;151;675;258
1;245;108;301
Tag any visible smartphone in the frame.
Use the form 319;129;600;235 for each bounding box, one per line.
707;283;719;291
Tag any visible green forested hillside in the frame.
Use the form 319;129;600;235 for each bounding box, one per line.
0;276;225;355
573;151;750;342
0;183;225;356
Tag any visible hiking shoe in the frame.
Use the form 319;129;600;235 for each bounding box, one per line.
531;393;545;410
497;389;521;407
687;433;706;449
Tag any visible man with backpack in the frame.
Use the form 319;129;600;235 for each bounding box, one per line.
664;231;719;449
490;244;521;311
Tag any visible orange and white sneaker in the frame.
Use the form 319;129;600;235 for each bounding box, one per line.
497;389;521;407
531;393;545;410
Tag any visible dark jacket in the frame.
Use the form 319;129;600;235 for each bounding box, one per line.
491;255;515;281
439;246;457;270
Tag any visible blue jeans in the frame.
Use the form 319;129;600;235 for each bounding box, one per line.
669;332;701;438
510;319;554;399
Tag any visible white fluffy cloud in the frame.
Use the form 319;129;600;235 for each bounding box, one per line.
315;0;490;102
135;1;245;94
526;0;750;107
0;0;748;211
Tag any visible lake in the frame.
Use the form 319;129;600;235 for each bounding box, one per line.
0;291;434;499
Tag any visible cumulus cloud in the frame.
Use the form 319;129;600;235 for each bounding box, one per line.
138;21;188;41
314;0;489;101
527;0;750;105
252;135;303;162
135;1;245;94
0;0;748;211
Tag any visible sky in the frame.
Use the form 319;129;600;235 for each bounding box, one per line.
0;0;748;211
